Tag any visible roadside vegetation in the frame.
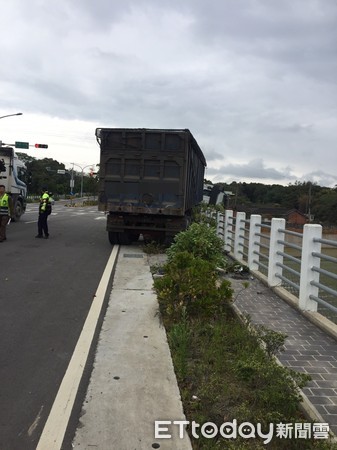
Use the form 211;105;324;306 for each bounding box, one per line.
151;221;337;449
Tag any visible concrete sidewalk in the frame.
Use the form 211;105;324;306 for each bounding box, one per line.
72;246;191;450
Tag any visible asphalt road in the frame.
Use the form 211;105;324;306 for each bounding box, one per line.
0;201;113;450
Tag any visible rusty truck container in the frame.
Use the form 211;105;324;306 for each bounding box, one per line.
96;128;206;244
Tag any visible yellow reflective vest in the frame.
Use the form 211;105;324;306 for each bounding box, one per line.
39;192;50;213
0;193;10;216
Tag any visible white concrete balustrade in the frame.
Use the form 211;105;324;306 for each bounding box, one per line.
210;209;337;322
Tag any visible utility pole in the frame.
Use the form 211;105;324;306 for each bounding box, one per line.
308;182;312;223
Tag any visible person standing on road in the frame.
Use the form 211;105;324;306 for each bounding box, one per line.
0;184;14;243
36;187;50;239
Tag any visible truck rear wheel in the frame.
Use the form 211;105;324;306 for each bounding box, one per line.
118;232;131;245
130;233;140;242
108;231;132;245
108;232;119;245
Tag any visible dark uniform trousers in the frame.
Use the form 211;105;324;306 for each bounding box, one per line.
38;212;49;237
0;215;9;241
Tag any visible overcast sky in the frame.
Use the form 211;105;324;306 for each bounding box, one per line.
1;0;336;185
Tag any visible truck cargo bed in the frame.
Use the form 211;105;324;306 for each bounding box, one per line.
96;128;206;243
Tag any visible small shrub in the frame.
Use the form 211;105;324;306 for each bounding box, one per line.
149;263;165;275
154;251;233;320
167;222;226;269
254;325;287;358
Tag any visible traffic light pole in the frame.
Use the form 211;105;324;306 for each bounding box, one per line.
0;112;23;120
71;163;96;199
0;113;23;147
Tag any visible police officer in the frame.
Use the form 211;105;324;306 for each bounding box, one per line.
35;187;50;239
0;184;14;242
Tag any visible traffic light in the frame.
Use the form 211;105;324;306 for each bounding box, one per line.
35;143;48;148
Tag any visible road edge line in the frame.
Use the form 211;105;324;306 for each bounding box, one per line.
36;245;119;450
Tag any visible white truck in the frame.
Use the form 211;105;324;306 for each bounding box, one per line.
203;183;226;206
203;183;234;207
0;146;27;220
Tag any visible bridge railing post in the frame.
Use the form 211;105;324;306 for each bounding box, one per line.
299;224;322;311
217;211;225;241
234;212;246;262
268;218;286;287
248;214;262;271
224;209;234;253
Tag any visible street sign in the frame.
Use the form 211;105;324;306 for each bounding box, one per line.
57;169;66;174
70;180;75;188
15;141;29;149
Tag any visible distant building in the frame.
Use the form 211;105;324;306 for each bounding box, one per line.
286;209;309;226
234;206;311;226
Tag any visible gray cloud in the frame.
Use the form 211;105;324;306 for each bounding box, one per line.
206;158;295;182
301;170;337;188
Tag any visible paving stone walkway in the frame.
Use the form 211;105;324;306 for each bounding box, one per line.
229;274;337;436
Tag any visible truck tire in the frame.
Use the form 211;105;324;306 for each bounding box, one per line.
118;232;131;245
12;200;23;222
130;232;140;242
108;232;119;245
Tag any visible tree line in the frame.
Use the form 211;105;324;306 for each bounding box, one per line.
17;153;98;198
16;152;337;224
206;180;337;225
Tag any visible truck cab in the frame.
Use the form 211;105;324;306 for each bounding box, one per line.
0;146;27;220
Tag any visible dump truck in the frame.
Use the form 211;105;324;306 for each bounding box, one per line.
96;128;206;244
0;146;27;220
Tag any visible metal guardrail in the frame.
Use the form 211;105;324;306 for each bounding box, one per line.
212;209;337;325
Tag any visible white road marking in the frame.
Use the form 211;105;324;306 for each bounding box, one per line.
36;245;120;450
27;405;44;437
